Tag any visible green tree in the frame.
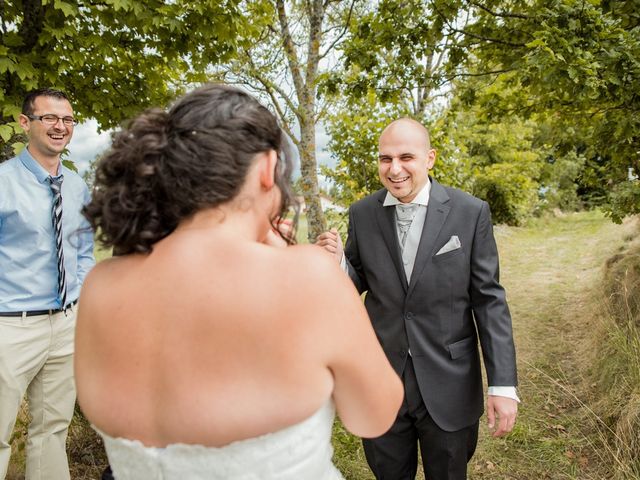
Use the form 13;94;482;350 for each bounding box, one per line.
322;93;397;206
326;0;639;221
452;0;640;220
325;0;468;117
216;0;361;241
0;0;250;161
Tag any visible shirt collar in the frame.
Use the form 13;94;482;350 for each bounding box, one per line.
18;147;62;184
383;179;431;207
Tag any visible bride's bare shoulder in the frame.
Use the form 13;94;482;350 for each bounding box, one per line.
280;244;341;274
268;244;355;297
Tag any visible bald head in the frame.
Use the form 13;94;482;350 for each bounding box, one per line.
380;118;431;151
377;118;436;203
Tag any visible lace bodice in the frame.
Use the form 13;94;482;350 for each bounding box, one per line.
96;400;344;480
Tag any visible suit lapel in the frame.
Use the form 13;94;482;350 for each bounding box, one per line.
407;179;450;296
374;190;409;291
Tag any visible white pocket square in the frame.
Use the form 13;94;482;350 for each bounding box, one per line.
436;235;461;255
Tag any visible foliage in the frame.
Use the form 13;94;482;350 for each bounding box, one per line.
472;162;538;226
538;150;586;213
322;93;398;206
326;0;640;221
0;0;251;161
322;0;467;117
604;180;640;224
456;0;640;218
216;0;362;241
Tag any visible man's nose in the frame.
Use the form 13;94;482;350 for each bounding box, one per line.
389;158;402;174
51;118;66;129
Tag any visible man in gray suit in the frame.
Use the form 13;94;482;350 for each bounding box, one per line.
317;118;518;479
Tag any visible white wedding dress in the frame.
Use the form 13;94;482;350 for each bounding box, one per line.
96;400;344;480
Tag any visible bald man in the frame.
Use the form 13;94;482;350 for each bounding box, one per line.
317;118;518;479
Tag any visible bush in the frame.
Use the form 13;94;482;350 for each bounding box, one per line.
472;162;538;225
604;181;640;224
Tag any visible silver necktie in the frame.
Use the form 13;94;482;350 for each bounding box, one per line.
48;175;67;308
396;203;419;249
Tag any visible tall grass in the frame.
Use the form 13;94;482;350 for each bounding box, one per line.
589;222;640;479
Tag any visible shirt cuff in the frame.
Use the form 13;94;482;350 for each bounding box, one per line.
488;386;520;402
339;252;348;273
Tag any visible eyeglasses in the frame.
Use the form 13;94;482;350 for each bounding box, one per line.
27;114;78;126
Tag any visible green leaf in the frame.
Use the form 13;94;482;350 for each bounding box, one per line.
0;57;15;74
12;142;26;156
0;125;14;142
53;0;77;17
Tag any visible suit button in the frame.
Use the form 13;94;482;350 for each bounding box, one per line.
405;312;413;321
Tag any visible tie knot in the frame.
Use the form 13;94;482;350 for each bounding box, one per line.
396;203;418;221
48;175;64;192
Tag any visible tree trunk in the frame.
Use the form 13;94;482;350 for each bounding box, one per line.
299;115;326;242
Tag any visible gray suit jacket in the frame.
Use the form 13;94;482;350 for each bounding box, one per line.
344;178;517;432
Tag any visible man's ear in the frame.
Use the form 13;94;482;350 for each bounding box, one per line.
19;114;30;134
259;150;278;190
426;148;437;170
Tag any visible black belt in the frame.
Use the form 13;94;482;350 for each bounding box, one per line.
0;300;78;317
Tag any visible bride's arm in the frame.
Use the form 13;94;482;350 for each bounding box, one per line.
297;248;403;439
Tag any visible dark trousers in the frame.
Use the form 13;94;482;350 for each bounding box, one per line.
363;357;479;480
102;466;114;480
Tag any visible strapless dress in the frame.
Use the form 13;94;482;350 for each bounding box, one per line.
95;400;344;479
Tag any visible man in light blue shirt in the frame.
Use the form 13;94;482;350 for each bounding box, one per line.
0;88;95;479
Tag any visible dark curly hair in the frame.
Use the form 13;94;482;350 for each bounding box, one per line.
83;84;299;254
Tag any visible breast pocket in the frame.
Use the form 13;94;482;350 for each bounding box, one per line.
432;247;464;263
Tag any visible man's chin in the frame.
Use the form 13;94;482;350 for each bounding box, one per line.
388;187;412;201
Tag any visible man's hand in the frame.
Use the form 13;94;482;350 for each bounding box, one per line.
316;228;344;263
486;395;518;437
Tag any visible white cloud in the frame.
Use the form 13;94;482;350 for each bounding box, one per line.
66;119;112;175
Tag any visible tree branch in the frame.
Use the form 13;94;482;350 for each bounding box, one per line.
243;50;300;117
433;3;527;48
304;0;324;92
18;0;46;54
319;0;356;60
275;0;306;103
444;68;515;82
467;0;532;20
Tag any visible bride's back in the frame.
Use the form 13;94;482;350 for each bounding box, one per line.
76;232;337;448
76;84;402;460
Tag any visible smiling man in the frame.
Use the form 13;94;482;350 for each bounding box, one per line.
317;118;518;480
0;88;95;479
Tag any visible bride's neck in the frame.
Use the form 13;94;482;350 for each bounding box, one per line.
174;202;270;243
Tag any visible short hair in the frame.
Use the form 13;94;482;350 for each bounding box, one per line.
22;88;71;116
83;84;299;254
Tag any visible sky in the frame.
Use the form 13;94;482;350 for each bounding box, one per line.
66;119;112;176
67;119;336;184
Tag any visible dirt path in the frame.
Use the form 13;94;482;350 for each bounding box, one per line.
469;211;633;479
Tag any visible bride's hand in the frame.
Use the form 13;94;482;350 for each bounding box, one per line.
263;218;294;248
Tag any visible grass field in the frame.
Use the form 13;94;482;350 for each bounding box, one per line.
7;210;639;479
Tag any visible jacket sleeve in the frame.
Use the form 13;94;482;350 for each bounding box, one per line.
469;201;518;387
344;205;369;294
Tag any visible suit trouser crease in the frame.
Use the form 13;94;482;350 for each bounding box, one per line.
0;308;76;480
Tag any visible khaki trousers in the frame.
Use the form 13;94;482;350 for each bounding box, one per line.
0;306;77;480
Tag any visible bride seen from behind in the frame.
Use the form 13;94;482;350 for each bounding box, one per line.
74;84;403;479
